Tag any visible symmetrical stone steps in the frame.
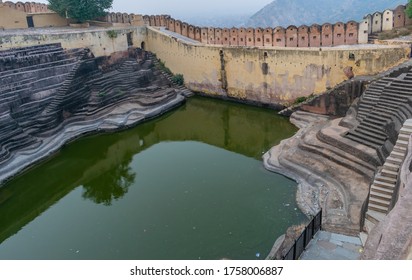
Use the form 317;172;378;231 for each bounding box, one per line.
364;119;412;234
0;43;62;58
0;57;78;80
346;69;412;161
0;49;68;72
0;44;85;163
357;78;393;121
0;45;186;168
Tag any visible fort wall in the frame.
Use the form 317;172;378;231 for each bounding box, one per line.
145;27;409;106
137;4;412;48
0;5;27;29
0;27;147;57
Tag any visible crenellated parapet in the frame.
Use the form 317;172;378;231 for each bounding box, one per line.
144;15;375;48
140;3;411;48
3;1;48;13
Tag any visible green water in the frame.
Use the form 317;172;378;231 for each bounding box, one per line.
0;96;306;260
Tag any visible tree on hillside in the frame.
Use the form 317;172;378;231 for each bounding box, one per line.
408;0;412;19
48;0;113;23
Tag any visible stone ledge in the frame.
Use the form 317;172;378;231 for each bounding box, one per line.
0;94;185;186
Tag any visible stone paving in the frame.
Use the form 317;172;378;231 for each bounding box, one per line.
300;231;363;260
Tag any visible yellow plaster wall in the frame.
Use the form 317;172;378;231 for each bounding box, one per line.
31;13;68;28
0;5;27;29
146;27;409;105
0;27;147;57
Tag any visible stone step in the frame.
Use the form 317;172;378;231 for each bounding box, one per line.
385;86;412;95
379;94;408;103
380;168;398;179
362;95;379;101
369;196;391;207
371;184;395;195
400;127;412;134
368;202;389;213
403;122;412;130
353;128;387;141
345;133;381;148
398;133;411;142
393;145;407;153
348;130;384;146
358;122;384;132
386;156;403;165
362;117;386;127
368;113;390;122
374;174;396;188
396;139;409;148
365;210;386;224
391;150;406;159
383;162;400;172
370;190;392;201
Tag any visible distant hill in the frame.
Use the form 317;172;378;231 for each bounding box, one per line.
246;0;407;27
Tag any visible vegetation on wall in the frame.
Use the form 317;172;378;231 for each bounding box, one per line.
171;74;184;86
157;59;172;75
408;1;412;19
106;30;118;39
48;0;113;23
378;27;412;40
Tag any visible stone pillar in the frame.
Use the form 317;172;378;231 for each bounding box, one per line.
201;28;208;44
382;9;394;31
298;25;309;47
333;22;345;46
254;28;264;47
222;28;230;46
230;28;239;46
208;27;215;44
358;19;369;44
286;25;298;47
195;27;201;42
394;5;406;28
321;23;333;47
168;18;175;32
238;28;246;46
346;21;358;45
263;28;273;47
246;28;254;46
174;20;182;34
188;25;195;39
309;24;321;47
372;12;382;33
273;27;286;47
215;28;222;45
181;22;188;37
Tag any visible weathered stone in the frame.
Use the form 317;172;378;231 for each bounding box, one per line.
0;44;189;184
343;66;354;79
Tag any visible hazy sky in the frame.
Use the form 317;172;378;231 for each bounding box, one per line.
36;0;273;17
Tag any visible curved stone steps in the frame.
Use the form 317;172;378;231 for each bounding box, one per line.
0;57;77;79
297;140;375;178
317;122;381;166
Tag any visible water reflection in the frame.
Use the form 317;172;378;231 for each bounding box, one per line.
0;96;299;255
82;161;136;206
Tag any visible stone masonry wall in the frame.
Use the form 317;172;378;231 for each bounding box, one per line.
146;27;409;107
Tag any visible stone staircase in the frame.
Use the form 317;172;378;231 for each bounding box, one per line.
263;61;412;235
346;69;412;163
148;53;194;97
363;119;412;237
0;45;188;179
368;33;379;44
0;44;87;163
340;66;412;241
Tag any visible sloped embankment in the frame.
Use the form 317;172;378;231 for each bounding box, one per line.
264;62;412;236
0;44;188;184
